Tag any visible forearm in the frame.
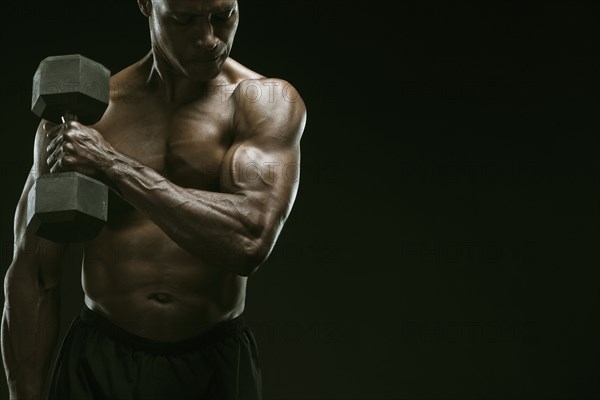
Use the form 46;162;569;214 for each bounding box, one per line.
103;153;265;275
2;265;60;400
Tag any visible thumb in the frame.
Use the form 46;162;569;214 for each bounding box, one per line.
42;121;57;131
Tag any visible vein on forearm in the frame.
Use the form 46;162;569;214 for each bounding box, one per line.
105;155;260;266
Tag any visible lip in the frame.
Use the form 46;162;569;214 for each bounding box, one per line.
187;53;225;63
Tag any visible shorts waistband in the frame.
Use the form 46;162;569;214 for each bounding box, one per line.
79;303;247;354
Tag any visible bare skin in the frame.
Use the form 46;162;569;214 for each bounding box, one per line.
2;0;306;398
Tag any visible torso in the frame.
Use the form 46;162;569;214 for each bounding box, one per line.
82;56;263;342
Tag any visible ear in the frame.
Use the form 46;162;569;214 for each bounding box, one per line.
137;0;152;17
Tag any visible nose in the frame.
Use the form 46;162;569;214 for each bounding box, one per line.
193;20;220;50
194;36;220;50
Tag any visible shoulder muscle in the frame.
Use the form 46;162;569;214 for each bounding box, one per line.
232;78;307;145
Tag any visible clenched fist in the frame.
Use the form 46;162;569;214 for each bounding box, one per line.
44;120;115;176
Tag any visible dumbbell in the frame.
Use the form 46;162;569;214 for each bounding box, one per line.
26;54;111;243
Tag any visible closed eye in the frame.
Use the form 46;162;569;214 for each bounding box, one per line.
171;14;193;25
211;9;235;23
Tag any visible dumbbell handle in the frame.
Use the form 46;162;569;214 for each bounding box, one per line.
61;111;78;123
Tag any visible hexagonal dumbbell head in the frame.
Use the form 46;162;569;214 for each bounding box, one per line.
32;54;110;124
26;172;108;243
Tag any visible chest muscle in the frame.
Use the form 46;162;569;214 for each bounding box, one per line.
97;99;233;191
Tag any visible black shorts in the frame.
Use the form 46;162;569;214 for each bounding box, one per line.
47;304;262;400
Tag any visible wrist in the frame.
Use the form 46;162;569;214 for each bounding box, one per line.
97;147;124;177
100;151;146;186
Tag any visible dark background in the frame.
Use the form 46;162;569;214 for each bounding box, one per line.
1;0;600;399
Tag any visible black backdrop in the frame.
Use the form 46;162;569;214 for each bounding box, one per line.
1;1;600;399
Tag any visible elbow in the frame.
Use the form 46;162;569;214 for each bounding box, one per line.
234;211;274;277
237;238;271;277
3;262;44;308
233;208;282;277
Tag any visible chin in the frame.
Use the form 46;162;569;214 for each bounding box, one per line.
184;58;225;81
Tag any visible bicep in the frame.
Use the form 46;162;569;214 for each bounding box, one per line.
220;139;300;221
218;78;306;241
221;78;306;207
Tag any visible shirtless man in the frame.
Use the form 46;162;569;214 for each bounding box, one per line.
1;0;306;398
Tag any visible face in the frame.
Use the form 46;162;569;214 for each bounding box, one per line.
141;0;239;81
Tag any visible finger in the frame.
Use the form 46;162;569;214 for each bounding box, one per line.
47;146;64;168
42;121;57;132
63;120;80;129
45;123;64;140
61;155;76;167
46;133;63;154
46;125;62;140
49;152;69;173
63;142;75;153
50;158;61;174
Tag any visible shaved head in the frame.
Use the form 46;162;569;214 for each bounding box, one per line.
138;0;239;81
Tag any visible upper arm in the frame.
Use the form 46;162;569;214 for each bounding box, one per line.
220;79;307;242
6;121;72;293
14;120;54;248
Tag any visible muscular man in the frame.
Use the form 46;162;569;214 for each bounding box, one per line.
2;0;306;398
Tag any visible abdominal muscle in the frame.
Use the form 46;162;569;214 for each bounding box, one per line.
81;213;247;342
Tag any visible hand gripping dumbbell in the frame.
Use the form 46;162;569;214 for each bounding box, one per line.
26;54;111;243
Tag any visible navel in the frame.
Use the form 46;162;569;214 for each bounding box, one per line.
148;292;173;304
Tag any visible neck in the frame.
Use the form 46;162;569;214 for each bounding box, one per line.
140;50;214;103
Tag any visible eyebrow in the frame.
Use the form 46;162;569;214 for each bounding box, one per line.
168;1;237;15
213;2;237;13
